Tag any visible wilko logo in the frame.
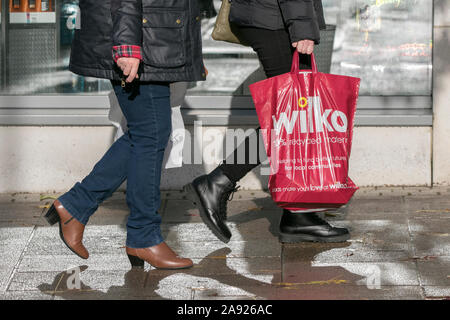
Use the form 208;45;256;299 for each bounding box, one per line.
298;97;308;109
272;96;348;135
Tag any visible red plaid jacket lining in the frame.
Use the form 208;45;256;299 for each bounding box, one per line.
112;45;142;62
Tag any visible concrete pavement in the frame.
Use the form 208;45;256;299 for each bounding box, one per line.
0;187;449;300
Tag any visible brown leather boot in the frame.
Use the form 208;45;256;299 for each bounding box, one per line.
44;199;89;259
126;242;193;269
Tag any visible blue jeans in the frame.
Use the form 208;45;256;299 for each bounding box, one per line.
58;81;171;248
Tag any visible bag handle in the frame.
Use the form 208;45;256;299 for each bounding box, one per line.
291;50;318;73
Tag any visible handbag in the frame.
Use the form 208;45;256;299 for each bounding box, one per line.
211;0;247;46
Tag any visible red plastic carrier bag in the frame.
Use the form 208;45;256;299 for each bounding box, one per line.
249;51;361;211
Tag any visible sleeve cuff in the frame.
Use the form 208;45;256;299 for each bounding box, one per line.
288;19;321;45
112;45;143;63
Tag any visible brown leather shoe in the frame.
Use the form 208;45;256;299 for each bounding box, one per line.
126;242;193;269
44;199;89;259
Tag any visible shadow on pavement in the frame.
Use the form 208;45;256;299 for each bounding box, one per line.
35;181;384;299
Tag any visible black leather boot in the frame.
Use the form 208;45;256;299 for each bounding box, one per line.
183;167;239;243
279;209;350;243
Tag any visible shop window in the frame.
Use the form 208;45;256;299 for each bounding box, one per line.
0;0;434;126
190;0;432;96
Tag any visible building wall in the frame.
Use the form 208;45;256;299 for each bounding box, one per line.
432;0;450;185
0;125;432;193
0;1;447;193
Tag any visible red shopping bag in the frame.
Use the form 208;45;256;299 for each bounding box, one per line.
249;51;360;210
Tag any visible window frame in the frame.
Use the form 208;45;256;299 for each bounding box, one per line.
0;0;434;127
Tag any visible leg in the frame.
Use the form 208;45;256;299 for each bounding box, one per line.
118;81;193;269
47;81;134;258
184;27;311;242
218;27;312;183
57;129;131;225
113;81;171;249
47;80;194;265
184;27;347;243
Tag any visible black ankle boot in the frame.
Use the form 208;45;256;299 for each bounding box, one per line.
183;167;239;243
279;209;350;243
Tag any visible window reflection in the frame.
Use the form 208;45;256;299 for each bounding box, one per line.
0;1;3;89
188;0;260;96
57;0;111;94
325;0;432;95
1;0;110;95
0;0;432;96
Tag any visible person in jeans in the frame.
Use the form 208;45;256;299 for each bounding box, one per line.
184;0;350;244
44;0;206;269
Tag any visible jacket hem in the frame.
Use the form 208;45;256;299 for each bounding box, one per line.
69;63;205;83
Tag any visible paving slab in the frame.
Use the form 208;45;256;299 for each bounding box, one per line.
309;262;420;286
164;221;279;243
150;273;272;300
145;246;281;282
416;257;450;286
160;190;272;201
408;216;450;257
341;219;412;252
85;199;130;226
1;290;55;300
149;258;281;279
282;242;412;264
282;243;419;287
343;196;406;215
0;202;44;227
267;285;424;300
162;199;205;223
353;187;441;198
410;234;450;257
0;227;35;293
7;271;62;292
1;188;450;300
8;268;147;294
422;286;450;299
25;226;127;256
17;254;131;273
0;193;42;203
408;216;450;234
33;268;174;300
226;197;280;216
167;240;281;260
405;196;450;217
162;195;280;224
52;288;165;300
193;293;263;300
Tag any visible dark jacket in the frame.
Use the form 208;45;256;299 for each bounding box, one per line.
230;0;326;44
69;0;206;82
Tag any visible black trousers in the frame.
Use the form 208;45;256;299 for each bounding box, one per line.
219;27;312;183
